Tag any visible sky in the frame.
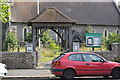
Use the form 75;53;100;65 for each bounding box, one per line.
115;0;120;5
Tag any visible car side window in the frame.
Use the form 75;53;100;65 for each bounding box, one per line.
82;54;103;62
68;54;83;61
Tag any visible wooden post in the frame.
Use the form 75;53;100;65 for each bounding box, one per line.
62;28;66;50
92;47;94;51
58;28;62;42
68;26;73;52
65;27;68;50
32;27;36;52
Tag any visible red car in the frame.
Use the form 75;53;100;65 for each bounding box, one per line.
51;52;120;79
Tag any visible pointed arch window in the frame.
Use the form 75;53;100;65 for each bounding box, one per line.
23;28;28;41
116;29;119;34
104;29;108;37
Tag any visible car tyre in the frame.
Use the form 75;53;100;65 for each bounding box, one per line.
103;75;109;78
112;68;120;79
62;69;75;79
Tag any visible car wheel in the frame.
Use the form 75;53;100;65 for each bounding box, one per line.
112;68;120;79
103;75;109;78
62;69;75;79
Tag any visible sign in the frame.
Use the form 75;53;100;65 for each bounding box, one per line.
73;42;80;52
85;33;102;47
26;43;33;52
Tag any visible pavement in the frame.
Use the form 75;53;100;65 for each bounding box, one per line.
2;61;54;79
3;68;54;79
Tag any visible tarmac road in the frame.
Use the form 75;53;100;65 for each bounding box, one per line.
1;77;120;80
2;69;119;80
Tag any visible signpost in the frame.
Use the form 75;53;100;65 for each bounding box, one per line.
85;33;102;48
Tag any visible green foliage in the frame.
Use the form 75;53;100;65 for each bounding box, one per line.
104;32;120;50
24;32;32;43
0;0;10;23
41;48;55;57
41;30;50;47
86;25;94;33
3;32;18;51
47;39;61;52
41;30;62;52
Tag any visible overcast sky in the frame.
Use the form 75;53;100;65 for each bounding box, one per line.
115;0;120;5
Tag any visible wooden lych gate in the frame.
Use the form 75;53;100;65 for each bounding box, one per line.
28;8;77;52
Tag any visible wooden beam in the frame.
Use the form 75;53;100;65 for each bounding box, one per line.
68;27;73;51
50;28;64;42
32;27;36;52
65;27;68;49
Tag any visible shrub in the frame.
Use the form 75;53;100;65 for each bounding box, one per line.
104;32;120;50
3;32;18;51
47;39;62;53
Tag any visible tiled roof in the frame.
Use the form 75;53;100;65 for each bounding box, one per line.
11;1;120;25
30;8;76;23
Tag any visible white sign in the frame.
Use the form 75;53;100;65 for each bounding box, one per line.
73;42;80;52
26;43;33;52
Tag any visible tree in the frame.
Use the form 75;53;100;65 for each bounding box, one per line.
41;30;51;47
104;32;120;50
0;0;10;23
86;25;94;33
3;32;18;51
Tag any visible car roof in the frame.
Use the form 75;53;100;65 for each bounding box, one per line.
63;52;96;55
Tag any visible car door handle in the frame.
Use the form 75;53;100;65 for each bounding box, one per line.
86;63;90;65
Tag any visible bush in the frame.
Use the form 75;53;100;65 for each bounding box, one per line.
104;32;120;50
3;32;18;51
47;39;62;52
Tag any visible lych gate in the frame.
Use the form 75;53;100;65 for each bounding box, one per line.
28;8;76;52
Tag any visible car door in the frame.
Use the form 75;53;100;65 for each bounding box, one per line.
80;53;111;75
68;53;88;74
